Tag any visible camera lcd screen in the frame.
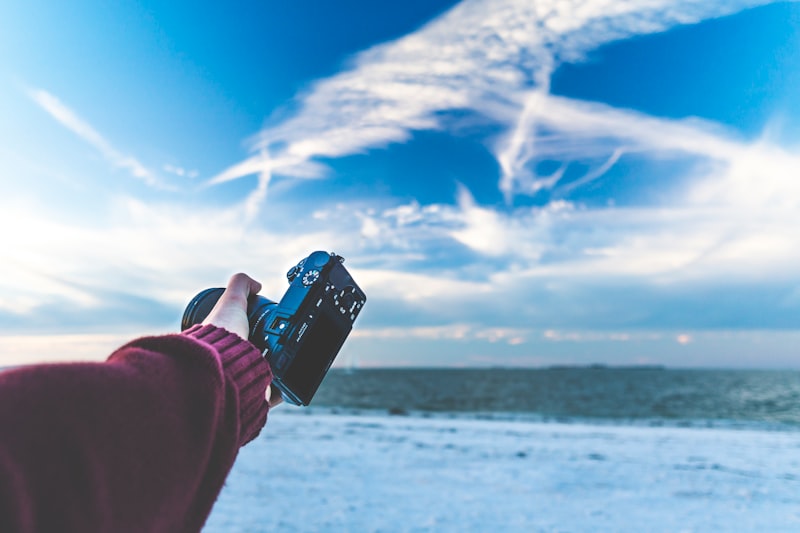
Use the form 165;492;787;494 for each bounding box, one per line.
283;311;347;403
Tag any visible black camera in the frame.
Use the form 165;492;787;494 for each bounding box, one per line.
181;251;366;405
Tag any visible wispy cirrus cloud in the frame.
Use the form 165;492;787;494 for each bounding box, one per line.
163;164;198;179
27;88;174;190
204;0;800;307
210;0;776;205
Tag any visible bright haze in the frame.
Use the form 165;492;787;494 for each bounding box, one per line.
1;1;799;368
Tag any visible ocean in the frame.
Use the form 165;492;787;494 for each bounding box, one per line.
205;367;800;532
310;367;800;430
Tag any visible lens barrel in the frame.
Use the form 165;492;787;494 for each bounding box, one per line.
181;287;278;352
181;288;225;331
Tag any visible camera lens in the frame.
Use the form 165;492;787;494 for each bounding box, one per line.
246;296;278;348
181;288;225;331
181;289;277;352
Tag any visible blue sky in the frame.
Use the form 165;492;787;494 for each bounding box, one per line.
1;0;800;368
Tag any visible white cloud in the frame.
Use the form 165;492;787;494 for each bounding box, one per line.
0;197;345;322
449;184;570;259
0;333;141;365
353;323;531;345
200;0;800;296
28;88;174;190
163;164;198;179
210;0;776;208
542;330;662;342
356;268;492;304
2;177;798;365
305;113;800;284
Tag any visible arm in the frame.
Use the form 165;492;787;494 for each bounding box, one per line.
0;274;272;533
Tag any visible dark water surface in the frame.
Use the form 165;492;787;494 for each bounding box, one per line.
310;368;800;430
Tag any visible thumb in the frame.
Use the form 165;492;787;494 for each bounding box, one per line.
222;273;262;306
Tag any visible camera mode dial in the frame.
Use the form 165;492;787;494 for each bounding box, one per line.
302;269;320;286
286;258;306;282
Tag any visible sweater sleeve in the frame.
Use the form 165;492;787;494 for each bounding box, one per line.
0;324;272;533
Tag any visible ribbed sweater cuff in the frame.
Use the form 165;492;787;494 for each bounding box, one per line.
182;324;272;446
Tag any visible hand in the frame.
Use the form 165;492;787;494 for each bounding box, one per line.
202;273;282;407
202;273;261;340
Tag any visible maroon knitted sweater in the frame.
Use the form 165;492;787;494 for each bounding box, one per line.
0;324;272;533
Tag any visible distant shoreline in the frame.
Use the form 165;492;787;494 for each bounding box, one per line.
330;365;798;372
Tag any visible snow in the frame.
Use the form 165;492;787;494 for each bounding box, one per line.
205;410;800;532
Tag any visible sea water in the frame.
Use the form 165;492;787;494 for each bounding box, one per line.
205;368;800;532
311;368;800;429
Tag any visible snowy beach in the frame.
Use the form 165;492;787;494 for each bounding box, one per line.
205;410;800;532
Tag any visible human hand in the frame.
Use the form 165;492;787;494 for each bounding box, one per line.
202;273;261;340
202;273;282;407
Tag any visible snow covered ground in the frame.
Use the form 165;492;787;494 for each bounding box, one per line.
205;410;800;532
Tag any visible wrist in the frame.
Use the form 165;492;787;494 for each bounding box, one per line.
183;324;272;445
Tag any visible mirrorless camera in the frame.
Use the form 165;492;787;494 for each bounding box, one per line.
181;251;366;405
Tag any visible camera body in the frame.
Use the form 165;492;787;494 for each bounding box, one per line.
181;251;366;405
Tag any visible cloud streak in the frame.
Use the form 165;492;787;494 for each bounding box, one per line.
211;0;776;206
27;88;173;190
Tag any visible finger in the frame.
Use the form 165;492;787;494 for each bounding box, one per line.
213;273;261;312
224;273;262;303
265;385;283;408
202;273;261;339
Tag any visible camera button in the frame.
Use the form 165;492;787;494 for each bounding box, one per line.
302;269;320;286
276;353;289;370
270;317;291;334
